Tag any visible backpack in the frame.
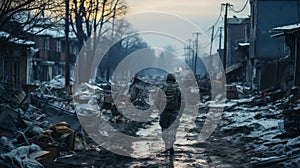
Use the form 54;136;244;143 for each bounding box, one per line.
162;83;180;110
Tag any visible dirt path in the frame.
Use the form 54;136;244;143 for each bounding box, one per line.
45;104;255;168
126;106;236;168
47;98;288;168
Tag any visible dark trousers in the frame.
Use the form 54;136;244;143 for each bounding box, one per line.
159;110;179;150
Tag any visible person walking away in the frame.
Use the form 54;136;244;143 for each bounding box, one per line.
156;73;183;155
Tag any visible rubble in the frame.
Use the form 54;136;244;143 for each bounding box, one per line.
0;143;44;168
0;81;93;167
203;87;300;167
1;75;300;167
283;109;300;137
47;75;66;89
128;75;153;110
0;82;26;107
37;122;75;150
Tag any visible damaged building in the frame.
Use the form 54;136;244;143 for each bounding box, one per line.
249;0;300;90
29;28;78;83
271;23;300;88
0;31;35;87
224;17;250;83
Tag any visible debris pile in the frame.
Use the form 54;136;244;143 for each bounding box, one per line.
2;74;300;167
0;141;45;168
0;82;26;107
206;87;300;167
0;80;95;167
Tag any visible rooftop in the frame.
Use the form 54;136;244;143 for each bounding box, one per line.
272;22;300;31
0;31;35;46
271;22;300;37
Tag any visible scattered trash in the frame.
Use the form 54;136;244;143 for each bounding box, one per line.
0;144;44;168
209;86;300;167
283;109;300;137
226;85;239;99
0;81;87;166
38;122;75;150
1;75;300;167
47;75;70;89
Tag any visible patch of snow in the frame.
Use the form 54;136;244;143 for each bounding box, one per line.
273;23;300;31
48;75;65;88
259;120;279;130
28;27;76;38
0;31;35;45
238;42;250;47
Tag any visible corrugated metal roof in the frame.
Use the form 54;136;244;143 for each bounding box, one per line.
271;22;300;37
272;23;300;31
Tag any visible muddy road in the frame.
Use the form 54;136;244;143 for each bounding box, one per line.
48;104;242;168
48;93;300;168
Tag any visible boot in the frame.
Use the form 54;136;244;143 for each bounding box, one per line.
169;147;174;155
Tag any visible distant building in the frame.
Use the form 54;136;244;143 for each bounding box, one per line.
249;0;300;90
30;28;78;82
225;17;250;83
226;17;250;67
0;31;35;86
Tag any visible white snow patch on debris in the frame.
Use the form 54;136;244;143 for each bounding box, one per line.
47;75;72;89
217;89;300;167
259;120;278;130
0;144;44;168
0;31;10;38
287;136;300;147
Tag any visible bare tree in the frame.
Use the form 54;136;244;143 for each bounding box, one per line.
96;19;150;82
69;0;127;48
0;0;63;41
70;0;127;83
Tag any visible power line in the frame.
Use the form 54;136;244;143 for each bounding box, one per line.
204;5;224;33
213;26;220;40
229;0;249;13
211;5;224;29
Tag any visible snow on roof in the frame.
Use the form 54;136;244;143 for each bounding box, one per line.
272;23;300;31
29;27;64;38
12;38;35;45
29;27;76;38
0;31;35;46
238;42;250;47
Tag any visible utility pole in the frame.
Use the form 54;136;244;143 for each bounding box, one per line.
219;27;223;50
210;26;215;57
188;39;192;67
184;45;188;63
193;32;201;74
64;0;70;88
222;3;232;71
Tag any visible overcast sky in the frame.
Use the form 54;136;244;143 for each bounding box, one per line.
125;0;250;54
127;0;250;29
